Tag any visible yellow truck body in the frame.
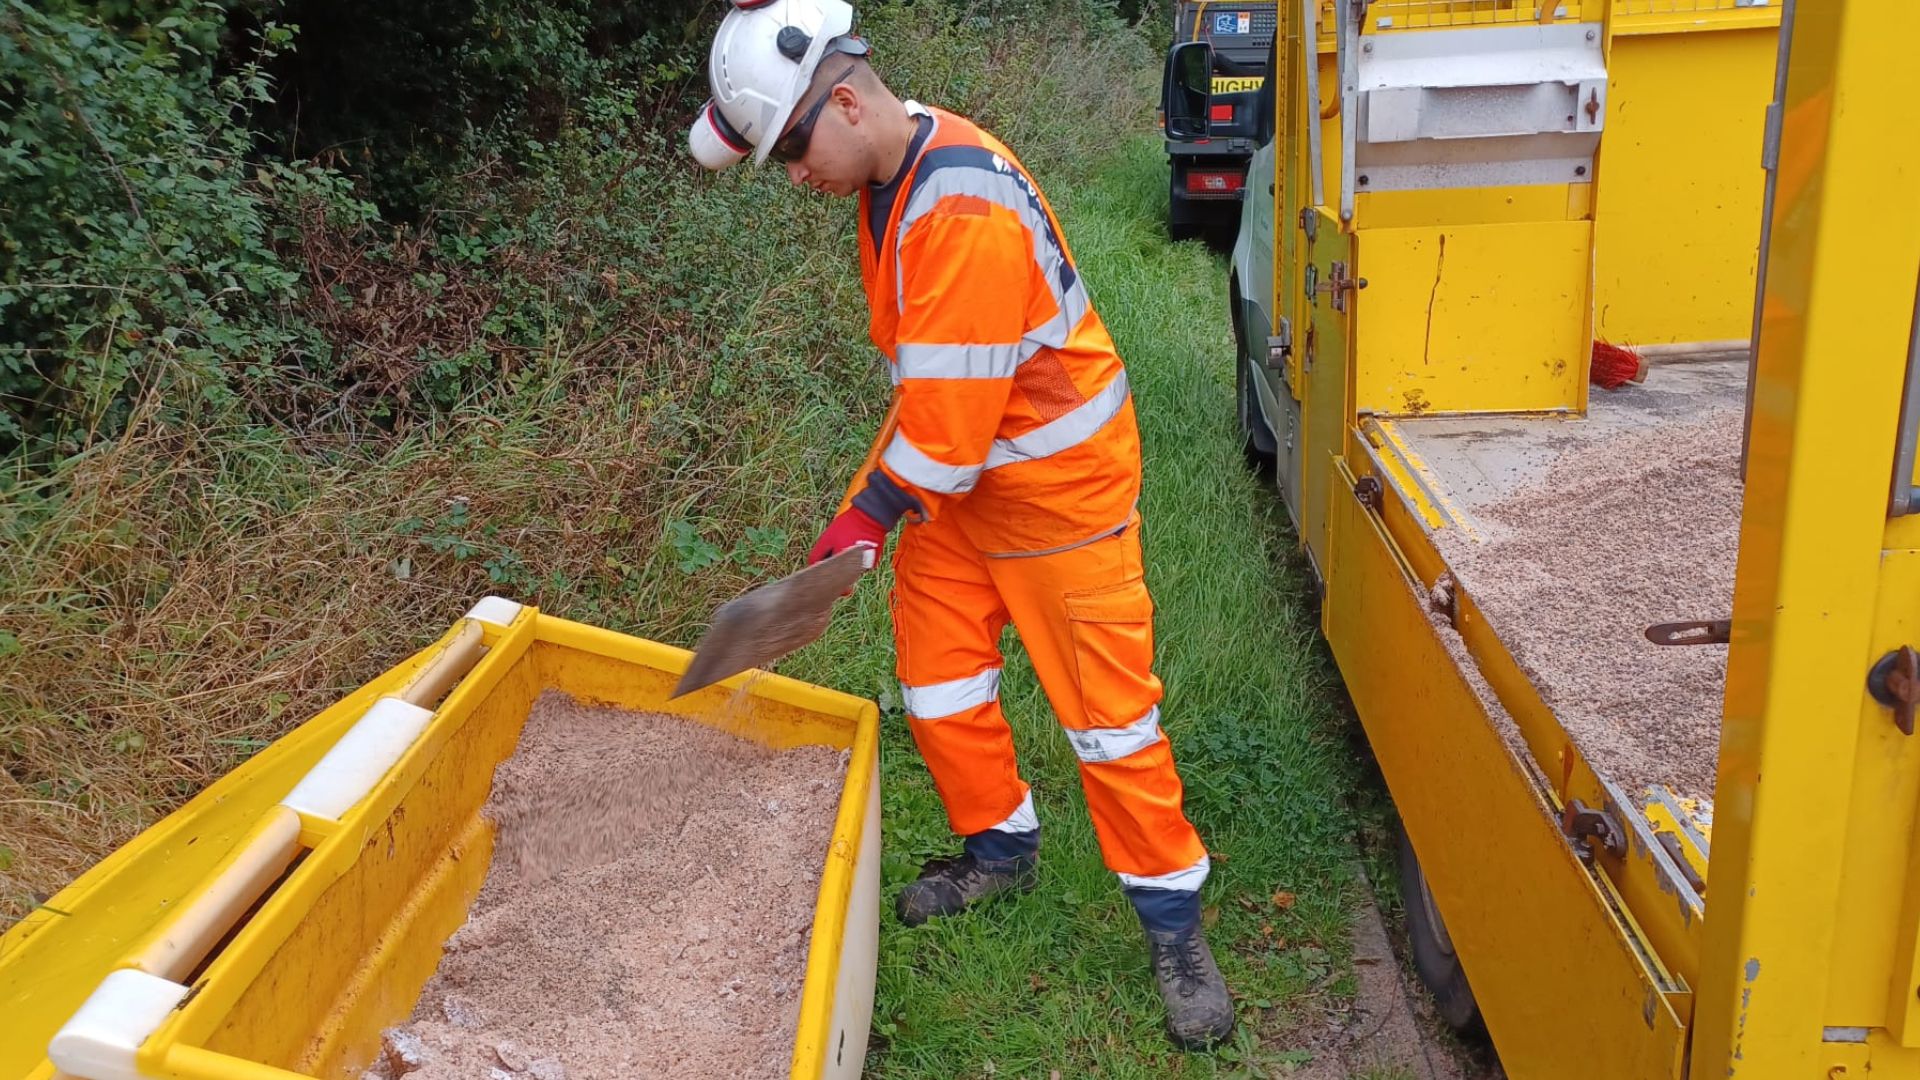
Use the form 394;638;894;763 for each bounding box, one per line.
1217;0;1920;1074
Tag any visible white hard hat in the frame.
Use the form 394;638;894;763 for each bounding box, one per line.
688;0;863;170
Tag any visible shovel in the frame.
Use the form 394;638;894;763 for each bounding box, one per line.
673;405;899;700
670;546;873;698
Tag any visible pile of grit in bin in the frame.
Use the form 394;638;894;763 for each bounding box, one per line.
363;691;847;1080
1435;406;1744;805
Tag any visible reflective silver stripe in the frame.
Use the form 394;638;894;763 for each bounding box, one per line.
1118;854;1211;892
896;277;1087;383
901;668;1002;720
988;789;1039;834
985;370;1131;469
1025;279;1092;352
896;341;1026;381
896;154;1073;315
1063;704;1162;764
882;433;982;494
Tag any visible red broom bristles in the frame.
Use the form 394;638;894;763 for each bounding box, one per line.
1591;341;1648;391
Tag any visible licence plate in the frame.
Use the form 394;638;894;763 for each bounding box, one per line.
1211;76;1265;94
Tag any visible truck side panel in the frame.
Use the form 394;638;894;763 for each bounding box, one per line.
1322;461;1687;1079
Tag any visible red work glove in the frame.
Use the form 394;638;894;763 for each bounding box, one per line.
807;506;887;568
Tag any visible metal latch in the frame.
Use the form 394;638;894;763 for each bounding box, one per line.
1353;474;1383;513
1267;318;1292;370
1316;261;1368;313
1868;646;1920;736
1564;798;1626;863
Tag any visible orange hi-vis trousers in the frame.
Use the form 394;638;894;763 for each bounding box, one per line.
891;510;1210;896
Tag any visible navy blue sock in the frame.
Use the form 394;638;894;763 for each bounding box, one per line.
1126;887;1202;934
963;826;1040;867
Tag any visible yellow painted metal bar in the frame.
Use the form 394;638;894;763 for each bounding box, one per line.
156;1046;316;1080
1300;207;1355;569
1694;0;1920;1074
1875;550;1920;1044
1350;4;1776;39
1612;7;1779;36
1357;419;1452;532
1642;797;1710;889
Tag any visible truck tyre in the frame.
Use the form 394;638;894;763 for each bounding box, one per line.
1397;822;1483;1033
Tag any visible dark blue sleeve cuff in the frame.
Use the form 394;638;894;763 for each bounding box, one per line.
850;469;925;529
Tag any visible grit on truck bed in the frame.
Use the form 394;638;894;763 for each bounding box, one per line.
1402;356;1748;803
369;691;847;1080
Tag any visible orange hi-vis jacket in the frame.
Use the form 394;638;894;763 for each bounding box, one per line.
854;107;1141;557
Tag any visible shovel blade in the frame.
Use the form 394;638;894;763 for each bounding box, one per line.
670;547;869;698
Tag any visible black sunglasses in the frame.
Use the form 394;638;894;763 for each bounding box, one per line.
768;65;857;164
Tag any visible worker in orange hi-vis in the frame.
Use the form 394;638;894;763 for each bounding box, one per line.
688;0;1232;1050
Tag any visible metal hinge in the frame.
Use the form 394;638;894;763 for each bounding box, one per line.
1760;100;1784;171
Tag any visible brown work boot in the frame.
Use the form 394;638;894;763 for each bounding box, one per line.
895;853;1037;927
1147;924;1236;1050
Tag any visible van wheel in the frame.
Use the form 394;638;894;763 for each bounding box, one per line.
1397;823;1482;1033
1230;279;1277;471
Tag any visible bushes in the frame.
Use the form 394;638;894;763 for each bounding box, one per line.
0;0;1154;465
251;0;709;216
0;0;1159;920
0;0;343;460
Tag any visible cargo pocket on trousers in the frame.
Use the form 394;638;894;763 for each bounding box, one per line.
1062;577;1159;735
